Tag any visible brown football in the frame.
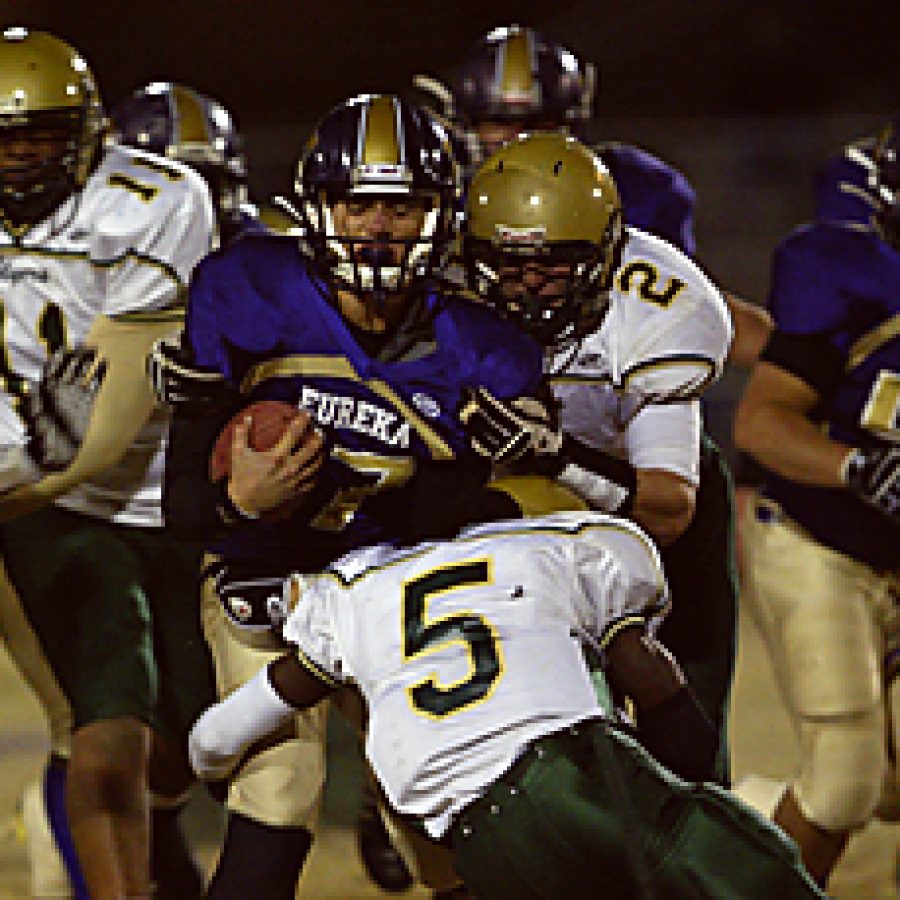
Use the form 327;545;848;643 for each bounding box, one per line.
209;399;310;482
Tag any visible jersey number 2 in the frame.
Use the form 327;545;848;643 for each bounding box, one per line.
403;559;503;718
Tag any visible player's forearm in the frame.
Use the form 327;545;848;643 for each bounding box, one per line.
724;293;773;369
606;628;717;781
630;469;696;545
734;400;849;488
638;687;717;782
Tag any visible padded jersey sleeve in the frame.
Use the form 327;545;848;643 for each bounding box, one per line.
761;224;857;395
611;230;732;405
767;225;852;336
570;516;669;649
282;576;349;687
92;149;214;316
184;237;295;384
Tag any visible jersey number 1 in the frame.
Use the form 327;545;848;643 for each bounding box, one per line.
0;300;67;415
403;559;504;719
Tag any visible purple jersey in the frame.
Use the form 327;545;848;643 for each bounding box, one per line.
185;234;543;567
761;221;900;568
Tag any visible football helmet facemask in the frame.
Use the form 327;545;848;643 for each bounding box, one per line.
870;117;899;249
111;82;249;237
293;94;459;299
0;27;105;226
464;132;624;347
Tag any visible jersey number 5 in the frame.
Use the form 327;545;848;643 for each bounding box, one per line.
403;559;504;719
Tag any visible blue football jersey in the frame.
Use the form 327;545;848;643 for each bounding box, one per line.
597;143;697;257
185;234;544;567
762;222;900;567
814;141;878;226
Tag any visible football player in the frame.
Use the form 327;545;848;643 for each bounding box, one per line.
110;81;261;245
419;23;771;367
733;118;899;888
0;26;216;899
158;93;548;899
461;133;737;787
187;478;824;900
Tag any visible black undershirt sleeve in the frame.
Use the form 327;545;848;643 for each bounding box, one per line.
760;329;845;399
162;398;246;541
364;455;521;545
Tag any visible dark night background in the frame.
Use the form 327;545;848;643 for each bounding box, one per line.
7;0;895;452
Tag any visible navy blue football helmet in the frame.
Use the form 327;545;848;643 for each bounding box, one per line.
111;82;249;237
452;25;595;128
292;94;460;297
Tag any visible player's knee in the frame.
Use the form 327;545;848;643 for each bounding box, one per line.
795;713;887;831
71;719;149;798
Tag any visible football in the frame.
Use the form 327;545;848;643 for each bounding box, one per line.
209;400;320;520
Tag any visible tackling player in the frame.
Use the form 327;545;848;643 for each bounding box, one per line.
733;118;899;888
187;478;824;900
461;133;737;785
0;27;216;899
158;93;548;899
416;23;772;367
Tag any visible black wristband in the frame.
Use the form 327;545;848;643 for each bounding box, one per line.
637;686;717;782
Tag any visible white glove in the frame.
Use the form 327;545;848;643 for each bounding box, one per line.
23;346;106;472
189;666;295;781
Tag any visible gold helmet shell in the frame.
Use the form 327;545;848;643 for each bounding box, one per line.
464;131;624;344
0;27;105;224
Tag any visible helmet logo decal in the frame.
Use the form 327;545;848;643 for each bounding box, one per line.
412;392;442;419
495;223;546;246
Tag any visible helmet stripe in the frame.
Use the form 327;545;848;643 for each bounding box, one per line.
171;84;209;145
362;95;401;166
498;28;535;102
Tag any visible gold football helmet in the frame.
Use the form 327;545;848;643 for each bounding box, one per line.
464;131;624;345
0;27;105;225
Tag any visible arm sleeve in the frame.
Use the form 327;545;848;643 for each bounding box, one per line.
572;521;669;649
625;401;701;486
162;397;245;540
99;176;214;316
363;455;508;544
282;579;348;686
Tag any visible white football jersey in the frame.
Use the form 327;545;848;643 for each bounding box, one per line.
283;511;669;837
548;227;732;484
0;145;214;525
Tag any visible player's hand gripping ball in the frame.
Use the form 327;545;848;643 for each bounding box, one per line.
210;400;325;521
